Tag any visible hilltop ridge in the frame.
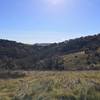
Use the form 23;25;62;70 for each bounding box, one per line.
0;33;100;70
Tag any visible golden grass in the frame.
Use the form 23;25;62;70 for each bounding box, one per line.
0;71;100;100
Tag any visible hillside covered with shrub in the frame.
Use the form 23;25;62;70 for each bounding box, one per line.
0;34;100;70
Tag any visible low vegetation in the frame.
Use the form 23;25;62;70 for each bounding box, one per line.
0;71;100;100
0;71;26;79
0;34;100;70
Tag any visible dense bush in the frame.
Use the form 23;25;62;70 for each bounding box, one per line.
0;34;100;70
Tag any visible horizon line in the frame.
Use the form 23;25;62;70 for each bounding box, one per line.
0;33;99;45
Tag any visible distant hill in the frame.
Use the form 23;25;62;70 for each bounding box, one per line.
34;43;51;46
0;34;100;70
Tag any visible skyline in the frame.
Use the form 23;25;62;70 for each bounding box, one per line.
0;0;100;43
0;31;98;44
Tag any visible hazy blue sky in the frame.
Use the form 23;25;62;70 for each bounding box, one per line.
0;0;100;44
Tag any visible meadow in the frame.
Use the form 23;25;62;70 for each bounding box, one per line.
0;71;100;100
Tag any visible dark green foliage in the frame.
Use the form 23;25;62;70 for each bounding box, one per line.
57;95;76;100
13;95;32;100
0;71;26;79
0;34;100;70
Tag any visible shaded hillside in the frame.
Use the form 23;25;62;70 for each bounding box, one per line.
0;34;100;70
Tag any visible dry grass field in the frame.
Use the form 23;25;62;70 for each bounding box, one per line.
0;71;100;100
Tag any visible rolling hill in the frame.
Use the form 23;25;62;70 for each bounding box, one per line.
0;34;100;70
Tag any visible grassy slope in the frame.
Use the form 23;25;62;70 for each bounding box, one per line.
0;71;100;100
63;49;100;70
63;51;88;69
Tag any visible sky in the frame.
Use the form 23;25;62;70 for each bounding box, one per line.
0;0;100;44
